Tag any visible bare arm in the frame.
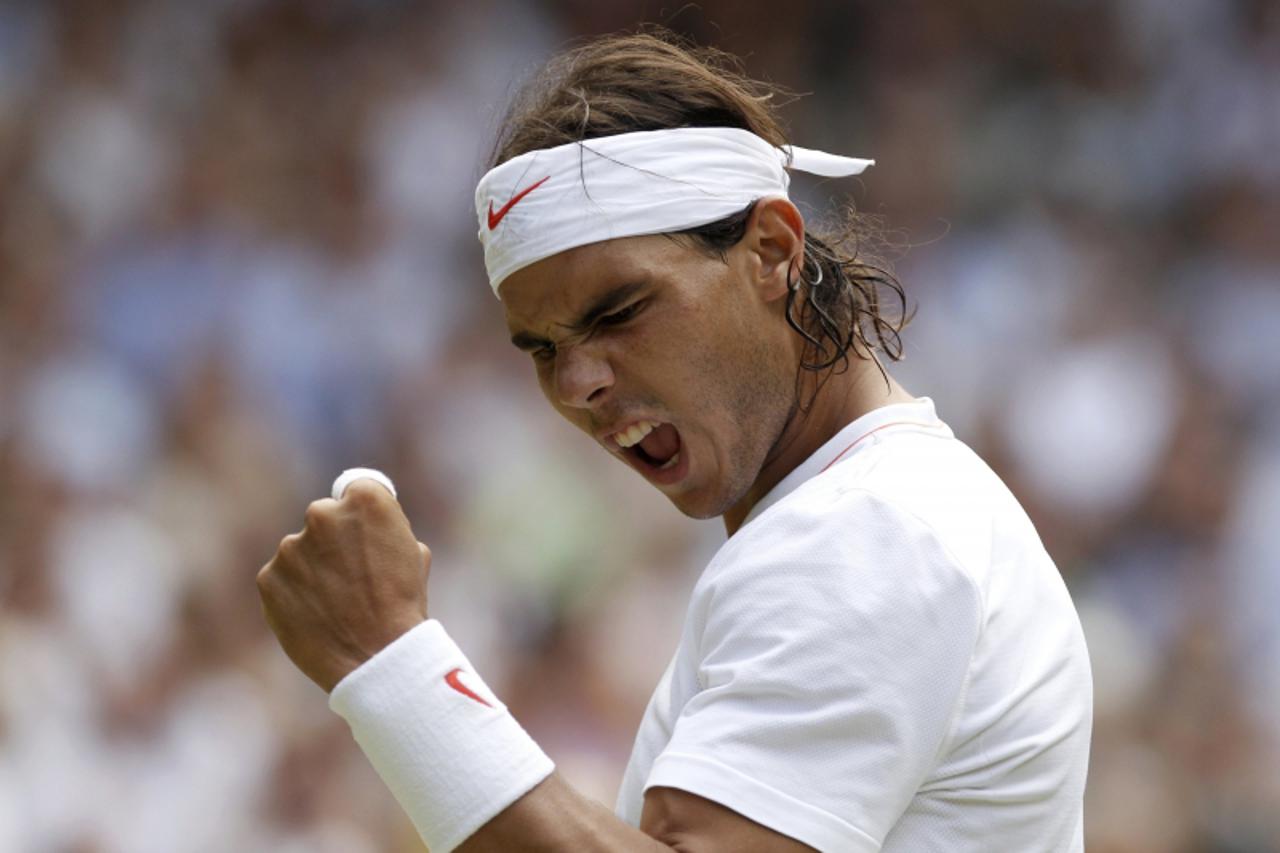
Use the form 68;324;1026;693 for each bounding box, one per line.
258;480;815;853
457;773;816;853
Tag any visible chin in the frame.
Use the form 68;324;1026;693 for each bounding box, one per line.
662;481;742;521
668;500;722;521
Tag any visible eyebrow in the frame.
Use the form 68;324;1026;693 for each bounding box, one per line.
509;281;647;351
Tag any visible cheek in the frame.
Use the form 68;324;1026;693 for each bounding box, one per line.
686;322;793;441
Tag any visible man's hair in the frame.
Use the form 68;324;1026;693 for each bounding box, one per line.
490;31;909;392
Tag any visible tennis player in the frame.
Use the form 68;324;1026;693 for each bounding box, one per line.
258;33;1092;852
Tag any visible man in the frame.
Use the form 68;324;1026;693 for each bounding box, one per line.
258;33;1092;852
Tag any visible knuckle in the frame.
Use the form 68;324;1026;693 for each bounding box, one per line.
344;479;382;508
277;532;301;559
303;499;332;528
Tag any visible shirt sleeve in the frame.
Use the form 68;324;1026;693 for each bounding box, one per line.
643;487;984;852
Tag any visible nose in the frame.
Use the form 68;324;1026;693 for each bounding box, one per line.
554;343;614;410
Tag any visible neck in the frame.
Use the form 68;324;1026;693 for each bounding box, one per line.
722;358;915;536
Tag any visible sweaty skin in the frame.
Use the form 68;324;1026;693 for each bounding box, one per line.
257;197;914;850
501;198;912;534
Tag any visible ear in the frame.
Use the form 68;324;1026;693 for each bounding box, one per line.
742;196;805;304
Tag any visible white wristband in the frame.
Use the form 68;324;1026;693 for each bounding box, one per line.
329;620;555;852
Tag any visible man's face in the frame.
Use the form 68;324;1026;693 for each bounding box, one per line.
501;232;797;519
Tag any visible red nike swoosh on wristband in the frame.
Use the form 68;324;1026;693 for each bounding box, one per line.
487;176;550;230
445;667;493;707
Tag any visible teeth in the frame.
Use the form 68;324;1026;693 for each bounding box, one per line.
615;420;660;449
657;450;680;470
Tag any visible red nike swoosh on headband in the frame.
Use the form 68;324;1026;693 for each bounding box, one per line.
444;667;493;707
487;176;550;230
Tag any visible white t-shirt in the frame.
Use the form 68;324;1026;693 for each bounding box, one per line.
615;397;1093;851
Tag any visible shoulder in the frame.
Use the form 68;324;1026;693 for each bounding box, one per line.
695;476;985;644
768;429;1036;590
723;429;997;575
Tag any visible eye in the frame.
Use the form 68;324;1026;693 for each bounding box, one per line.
532;343;556;363
599;301;644;327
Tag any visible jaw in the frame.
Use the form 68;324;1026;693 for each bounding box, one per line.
691;396;803;528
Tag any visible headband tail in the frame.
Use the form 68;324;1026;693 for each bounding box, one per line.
784;145;875;178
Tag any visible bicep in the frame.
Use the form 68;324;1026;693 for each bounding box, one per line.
641;786;818;853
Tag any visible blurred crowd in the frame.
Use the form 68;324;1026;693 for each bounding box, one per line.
1;1;1278;850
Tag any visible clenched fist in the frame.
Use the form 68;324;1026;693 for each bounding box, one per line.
257;478;431;692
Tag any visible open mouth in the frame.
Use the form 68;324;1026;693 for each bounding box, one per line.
612;420;686;483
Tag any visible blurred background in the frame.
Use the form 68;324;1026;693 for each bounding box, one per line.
1;0;1278;850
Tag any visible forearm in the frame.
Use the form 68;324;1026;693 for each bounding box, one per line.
457;772;671;853
262;474;814;853
328;620;809;852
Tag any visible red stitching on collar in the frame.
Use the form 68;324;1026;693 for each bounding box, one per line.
818;420;945;474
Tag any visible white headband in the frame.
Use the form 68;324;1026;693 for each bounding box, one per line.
474;127;873;296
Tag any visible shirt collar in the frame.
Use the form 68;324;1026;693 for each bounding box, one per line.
740;397;950;528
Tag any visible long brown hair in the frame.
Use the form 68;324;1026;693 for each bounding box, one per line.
491;30;910;390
